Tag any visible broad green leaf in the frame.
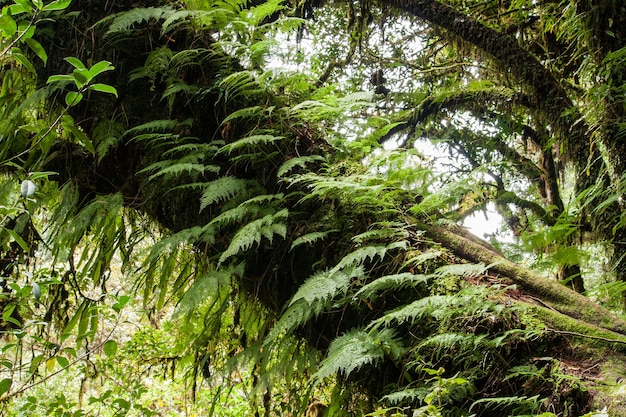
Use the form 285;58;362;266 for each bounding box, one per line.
5;229;29;252
64;56;86;70
13;0;34;15
45;357;56;373
17;22;35;39
112;295;131;313
103;340;117;356
89;83;118;97
62;115;95;153
32;0;43;10
28;171;56;181
0;378;11;397
72;68;89;87
0;15;17;38
47;74;74;83
87;60;114;78
6;4;28;15
56;356;69;368
25;38;47;64
11;48;35;73
42;0;72;11
65;91;83;106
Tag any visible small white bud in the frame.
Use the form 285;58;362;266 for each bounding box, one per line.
20;180;36;197
32;282;41;300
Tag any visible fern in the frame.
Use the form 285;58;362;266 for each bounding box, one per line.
217;133;285;155
266;267;364;342
221;105;269;124
218;208;288;264
104;7;176;36
139;161;219;181
311;328;401;383
381;388;425;405
173;268;232;320
125;119;191;137
369;295;452;329
404;249;444;268
277;155;326;178
351;222;409;244
355;272;430;301
218;71;264;101
433;263;489;278
290;230;338;251
199;176;252;212
469;395;542;414
288;267;358;308
332;241;407;273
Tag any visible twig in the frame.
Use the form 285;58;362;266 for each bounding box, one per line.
0;319;119;403
546;328;626;345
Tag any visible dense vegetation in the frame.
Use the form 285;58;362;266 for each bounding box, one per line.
0;0;626;415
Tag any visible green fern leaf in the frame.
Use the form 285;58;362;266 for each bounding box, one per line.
433;263;488;278
218;209;288;264
218;71;263;101
332;242;402;273
221;106;266;124
288;267;358;308
355;273;430;301
139;162;216;181
277;155;325;178
173;269;232;320
381;388;425;405
199;176;251;212
369;295;452;329
265;267;363;344
352;223;409;244
218;133;284;155
125;119;191;136
290;230;338;251
312;328;399;383
105;7;176;36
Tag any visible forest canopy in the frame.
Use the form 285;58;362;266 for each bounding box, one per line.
0;0;626;415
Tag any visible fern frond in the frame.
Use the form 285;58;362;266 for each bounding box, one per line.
203;194;284;231
218;209;288;264
355;273;430;301
221;105;268;124
173;268;232;320
381;388;424;405
288;267;358;308
332;241;406;273
290;230;338;251
139;161;219;181
218;71;263;101
404;249;444;268
162;142;221;157
433;263;488;278
217;133;285;155
352;223;409;244
125;119;191;136
312;328;400;383
369;295;452;329
277;155;326;178
469;395;541;413
199;176;252;212
266;267;363;342
104;7;176;36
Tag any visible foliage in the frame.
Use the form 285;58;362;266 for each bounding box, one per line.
0;0;625;416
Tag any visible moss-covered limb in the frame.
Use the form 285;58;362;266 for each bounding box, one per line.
526;304;626;351
417;221;626;335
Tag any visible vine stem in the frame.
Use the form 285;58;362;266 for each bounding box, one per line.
0;12;38;59
547;328;626;345
0;317;120;403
